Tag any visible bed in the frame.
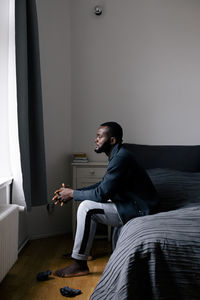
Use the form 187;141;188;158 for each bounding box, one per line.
90;144;200;300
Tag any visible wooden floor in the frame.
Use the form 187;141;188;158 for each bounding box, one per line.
0;235;111;300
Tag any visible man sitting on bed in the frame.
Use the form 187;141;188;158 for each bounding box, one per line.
52;121;159;278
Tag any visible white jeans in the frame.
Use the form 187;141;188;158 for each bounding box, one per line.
72;200;123;260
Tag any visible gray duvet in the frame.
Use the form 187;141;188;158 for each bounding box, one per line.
90;206;200;300
90;169;200;300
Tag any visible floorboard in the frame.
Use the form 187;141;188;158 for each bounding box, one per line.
0;235;111;300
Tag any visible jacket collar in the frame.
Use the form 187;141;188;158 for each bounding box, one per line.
109;143;121;162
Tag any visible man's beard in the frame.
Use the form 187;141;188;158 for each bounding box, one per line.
94;139;112;154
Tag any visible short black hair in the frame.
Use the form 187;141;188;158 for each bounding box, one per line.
100;121;123;143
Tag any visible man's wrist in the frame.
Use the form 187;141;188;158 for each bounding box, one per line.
70;189;74;198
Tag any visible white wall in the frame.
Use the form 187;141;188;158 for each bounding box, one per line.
20;0;200;243
19;0;72;242
71;0;200;162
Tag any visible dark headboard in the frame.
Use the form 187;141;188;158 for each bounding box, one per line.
123;143;200;172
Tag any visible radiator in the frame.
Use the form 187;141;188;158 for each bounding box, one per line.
0;178;19;283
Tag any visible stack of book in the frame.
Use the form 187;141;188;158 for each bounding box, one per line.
72;152;88;163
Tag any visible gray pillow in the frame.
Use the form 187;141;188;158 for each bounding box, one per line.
147;168;200;212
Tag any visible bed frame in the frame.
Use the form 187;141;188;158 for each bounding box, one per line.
91;144;200;300
124;143;200;171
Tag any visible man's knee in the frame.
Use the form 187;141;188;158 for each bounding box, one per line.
77;200;104;223
77;200;94;217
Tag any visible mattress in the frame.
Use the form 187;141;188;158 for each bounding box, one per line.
90;205;200;300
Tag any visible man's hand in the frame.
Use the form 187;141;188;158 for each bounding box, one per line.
52;183;74;206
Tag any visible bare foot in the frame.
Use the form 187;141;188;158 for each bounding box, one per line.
53;261;89;278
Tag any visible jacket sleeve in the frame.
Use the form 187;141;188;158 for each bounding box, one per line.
75;181;101;191
73;154;128;202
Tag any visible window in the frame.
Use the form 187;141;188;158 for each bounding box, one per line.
0;0;25;207
0;0;12;178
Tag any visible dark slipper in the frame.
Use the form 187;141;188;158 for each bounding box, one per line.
37;270;52;281
60;286;82;297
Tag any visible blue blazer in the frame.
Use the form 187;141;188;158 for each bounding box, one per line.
73;143;159;224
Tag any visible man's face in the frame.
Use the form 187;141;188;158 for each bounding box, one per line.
94;126;111;154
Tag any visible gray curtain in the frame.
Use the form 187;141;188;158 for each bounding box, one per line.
15;0;47;210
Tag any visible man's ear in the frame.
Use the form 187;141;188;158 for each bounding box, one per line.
110;137;117;145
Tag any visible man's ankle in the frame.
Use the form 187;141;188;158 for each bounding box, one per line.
75;259;88;269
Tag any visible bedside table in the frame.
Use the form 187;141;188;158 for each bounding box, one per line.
72;161;108;238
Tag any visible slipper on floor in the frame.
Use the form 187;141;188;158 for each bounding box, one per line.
60;286;82;297
37;270;52;281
